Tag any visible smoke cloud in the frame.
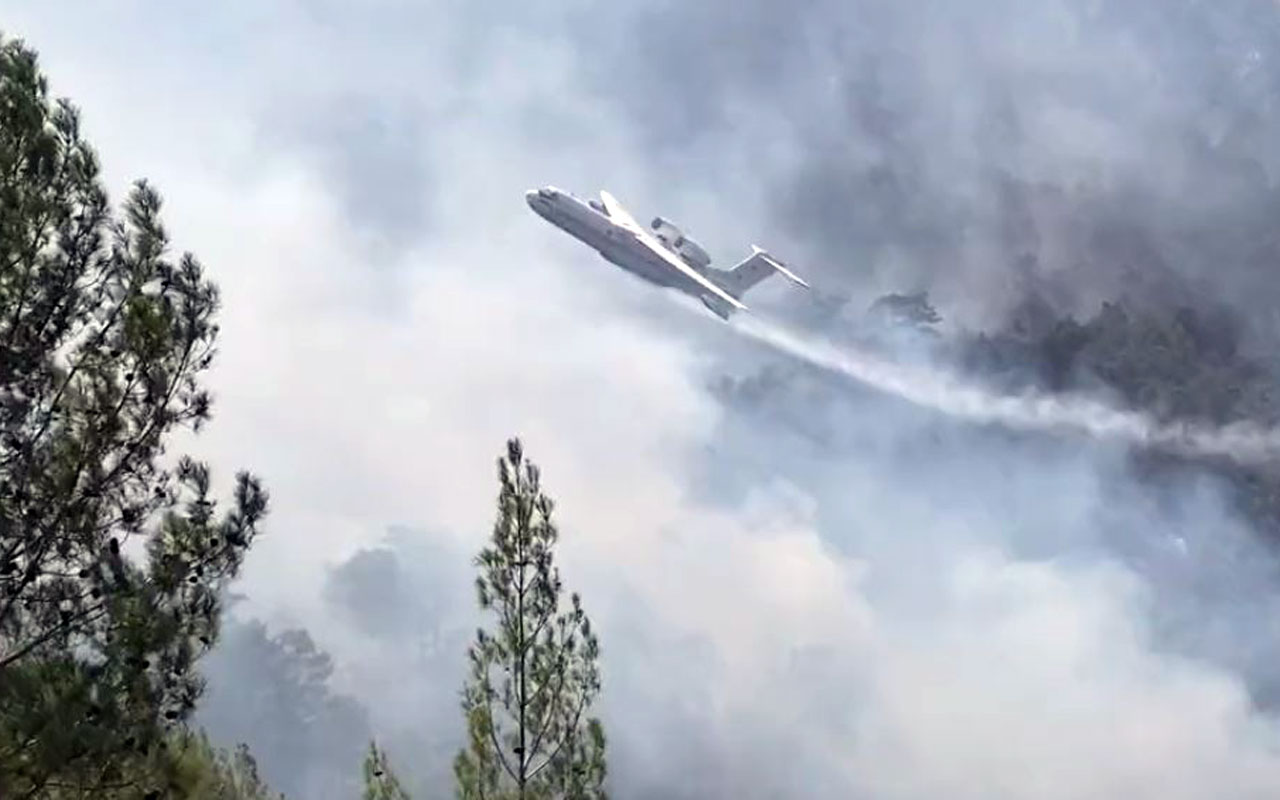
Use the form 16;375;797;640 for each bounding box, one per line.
730;312;1280;465
566;0;1280;339
8;0;1280;798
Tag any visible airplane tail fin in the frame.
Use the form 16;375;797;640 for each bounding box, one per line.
713;245;809;299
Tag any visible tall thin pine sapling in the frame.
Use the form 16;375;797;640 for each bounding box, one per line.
454;438;607;800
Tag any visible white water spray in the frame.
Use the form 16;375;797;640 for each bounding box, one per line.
728;313;1280;466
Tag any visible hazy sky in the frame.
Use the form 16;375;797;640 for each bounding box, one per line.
8;2;1280;798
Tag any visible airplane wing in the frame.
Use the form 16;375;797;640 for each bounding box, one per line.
599;190;748;311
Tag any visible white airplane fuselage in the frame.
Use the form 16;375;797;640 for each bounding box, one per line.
525;186;712;298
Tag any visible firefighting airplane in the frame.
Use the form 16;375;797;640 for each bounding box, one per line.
525;186;808;319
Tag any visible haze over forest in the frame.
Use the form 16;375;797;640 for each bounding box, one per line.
7;1;1280;798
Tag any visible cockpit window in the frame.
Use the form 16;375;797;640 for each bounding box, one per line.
538;188;555;199
589;199;604;213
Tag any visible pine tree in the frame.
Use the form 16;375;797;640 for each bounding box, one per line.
156;731;284;799
0;33;268;795
363;740;413;800
453;439;607;800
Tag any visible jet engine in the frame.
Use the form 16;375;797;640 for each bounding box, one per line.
650;216;712;268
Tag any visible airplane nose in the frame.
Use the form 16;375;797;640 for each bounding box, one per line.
526;189;553;215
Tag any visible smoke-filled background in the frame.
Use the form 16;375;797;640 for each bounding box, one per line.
9;0;1280;797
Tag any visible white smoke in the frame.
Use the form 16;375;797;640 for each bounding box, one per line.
729;312;1280;466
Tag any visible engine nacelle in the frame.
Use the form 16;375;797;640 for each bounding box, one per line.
676;237;711;269
650;216;712;268
650;215;682;241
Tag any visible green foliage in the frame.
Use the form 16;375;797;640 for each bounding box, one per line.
1;728;282;799
362;741;412;800
150;730;284;800
0;33;268;795
453;439;607;800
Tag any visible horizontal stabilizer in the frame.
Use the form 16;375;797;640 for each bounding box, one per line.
750;245;809;288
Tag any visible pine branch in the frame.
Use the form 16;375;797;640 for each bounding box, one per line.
483;692;520;784
525;640;572;761
525;691;589;782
